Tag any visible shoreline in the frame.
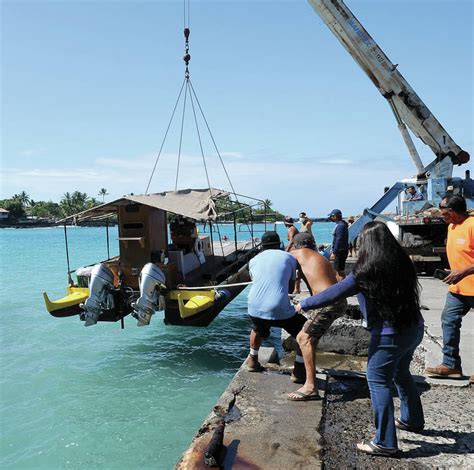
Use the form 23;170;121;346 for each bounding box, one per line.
0;221;117;229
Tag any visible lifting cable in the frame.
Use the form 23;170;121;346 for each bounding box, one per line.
145;79;186;194
145;0;239;203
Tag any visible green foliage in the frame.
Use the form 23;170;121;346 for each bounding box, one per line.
0;191;101;221
27;200;62;219
59;191;100;217
214;195;283;223
0;191;31;219
0;199;26;220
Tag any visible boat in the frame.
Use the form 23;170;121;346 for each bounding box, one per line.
43;4;277;328
43;188;266;327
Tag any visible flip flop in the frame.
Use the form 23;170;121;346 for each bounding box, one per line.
287;390;321;401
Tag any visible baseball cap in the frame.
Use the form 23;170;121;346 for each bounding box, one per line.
292;232;316;249
328;209;342;217
261;231;281;246
284;216;294;225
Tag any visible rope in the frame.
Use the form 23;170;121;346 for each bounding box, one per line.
214;219;226;256
188;80;238;198
188;78;211;189
145;78;186;194
175;80;189;190
188;80;256;240
177;281;252;290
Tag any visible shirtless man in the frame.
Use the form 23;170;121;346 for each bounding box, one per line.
284;216;299;251
287;232;347;401
284;216;301;293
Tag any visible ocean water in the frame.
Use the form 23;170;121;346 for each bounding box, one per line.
0;223;333;469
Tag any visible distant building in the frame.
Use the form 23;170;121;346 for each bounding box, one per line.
0;208;10;220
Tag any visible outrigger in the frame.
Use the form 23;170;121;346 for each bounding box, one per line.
43;188;266;327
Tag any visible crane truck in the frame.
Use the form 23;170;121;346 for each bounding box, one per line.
308;0;472;274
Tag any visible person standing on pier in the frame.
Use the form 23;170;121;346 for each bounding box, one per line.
328;209;349;280
287;233;347;401
425;195;474;379
284;215;302;294
246;231;306;380
299;212;313;235
295;221;425;456
284;215;299;251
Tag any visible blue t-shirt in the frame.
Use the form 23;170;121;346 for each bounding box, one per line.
248;249;297;320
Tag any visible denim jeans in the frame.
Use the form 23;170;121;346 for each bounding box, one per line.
441;292;474;370
367;324;424;449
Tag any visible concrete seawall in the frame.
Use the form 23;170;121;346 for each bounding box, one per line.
176;277;474;469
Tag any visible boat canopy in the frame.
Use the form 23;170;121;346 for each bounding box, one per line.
58;188;233;223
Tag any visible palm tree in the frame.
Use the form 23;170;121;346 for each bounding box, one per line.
98;188;109;203
12;191;31;208
262;199;272;210
60;192;74;217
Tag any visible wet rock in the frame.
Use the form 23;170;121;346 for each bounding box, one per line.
282;315;370;357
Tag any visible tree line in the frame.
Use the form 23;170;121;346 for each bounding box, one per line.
0;189;109;221
215;197;284;223
1;190;284;223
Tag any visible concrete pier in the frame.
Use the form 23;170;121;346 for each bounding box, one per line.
176;277;474;469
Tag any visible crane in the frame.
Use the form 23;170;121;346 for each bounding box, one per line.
307;0;472;273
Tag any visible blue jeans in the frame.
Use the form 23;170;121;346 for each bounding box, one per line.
367;324;424;449
441;292;474;370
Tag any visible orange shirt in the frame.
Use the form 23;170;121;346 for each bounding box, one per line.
446;216;474;296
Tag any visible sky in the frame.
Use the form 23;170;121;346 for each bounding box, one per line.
1;0;472;217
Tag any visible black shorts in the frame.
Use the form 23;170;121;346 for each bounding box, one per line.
249;313;306;339
333;250;349;271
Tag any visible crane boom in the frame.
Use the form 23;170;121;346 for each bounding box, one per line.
308;0;470;176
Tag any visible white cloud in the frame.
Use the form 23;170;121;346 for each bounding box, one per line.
18;148;45;157
318;159;353;165
14;168;102;180
0;148;422;216
216;152;243;159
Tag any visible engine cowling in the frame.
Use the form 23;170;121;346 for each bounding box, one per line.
82;264;114;327
132;263;166;327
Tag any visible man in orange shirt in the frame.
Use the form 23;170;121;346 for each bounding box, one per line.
425;195;474;378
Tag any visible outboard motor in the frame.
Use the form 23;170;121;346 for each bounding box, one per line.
82;264;115;327
132;263;166;327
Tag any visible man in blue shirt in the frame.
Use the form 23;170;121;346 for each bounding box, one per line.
247;231;306;379
405;185;424;201
328;209;349;280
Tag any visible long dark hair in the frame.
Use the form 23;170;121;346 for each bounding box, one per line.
353;221;420;328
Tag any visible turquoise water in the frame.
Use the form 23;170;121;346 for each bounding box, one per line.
0;223;333;469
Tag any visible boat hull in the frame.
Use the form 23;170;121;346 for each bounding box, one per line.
44;249;255;327
164;283;248;327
